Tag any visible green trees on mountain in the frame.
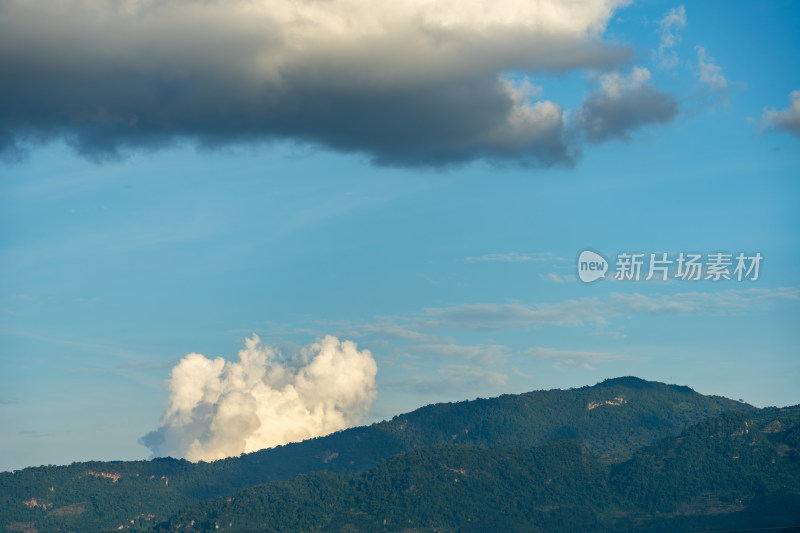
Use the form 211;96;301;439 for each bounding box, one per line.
1;378;792;533
157;409;800;533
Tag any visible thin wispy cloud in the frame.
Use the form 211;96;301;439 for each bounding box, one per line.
592;329;627;340
524;347;622;369
383;364;508;395
0;327;163;362
434;365;509;388
409;343;509;366
3;210;220;272
466;252;566;263
65;368;109;375
323;287;798;339
359;325;444;344
418;287;798;331
540;273;575;284
343;286;796;383
17;430;48;438
117;361;174;372
695;46;729;104
657;5;686;68
696;47;728;93
421;301;605;330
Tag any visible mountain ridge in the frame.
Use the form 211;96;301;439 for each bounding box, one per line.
0;377;763;532
155;407;800;533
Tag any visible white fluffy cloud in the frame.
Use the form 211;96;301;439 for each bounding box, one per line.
141;335;377;462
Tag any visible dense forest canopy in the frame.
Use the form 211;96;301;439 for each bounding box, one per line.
2;378;797;533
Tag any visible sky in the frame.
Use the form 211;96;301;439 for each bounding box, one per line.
1;0;798;471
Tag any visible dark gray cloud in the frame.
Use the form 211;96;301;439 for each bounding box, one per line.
761;90;800;140
577;67;679;143
0;0;639;166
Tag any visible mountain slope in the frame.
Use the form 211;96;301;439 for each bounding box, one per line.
0;377;756;532
156;407;800;533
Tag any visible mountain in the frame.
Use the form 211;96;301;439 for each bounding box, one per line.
0;377;759;532
156;407;800;532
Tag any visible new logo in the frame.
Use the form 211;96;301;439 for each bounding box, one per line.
577;250;608;283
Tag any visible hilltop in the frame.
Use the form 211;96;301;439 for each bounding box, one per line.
0;377;761;532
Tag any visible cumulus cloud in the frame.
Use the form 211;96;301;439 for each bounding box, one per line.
577;67;679;143
761;90;800;139
0;0;633;166
657;5;686;68
140;335;377;462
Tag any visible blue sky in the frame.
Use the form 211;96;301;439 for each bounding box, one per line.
1;0;798;470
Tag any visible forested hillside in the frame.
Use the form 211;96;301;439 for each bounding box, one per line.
157;407;800;532
0;378;760;532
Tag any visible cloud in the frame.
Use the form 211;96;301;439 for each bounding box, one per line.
0;0;632;167
18;429;48;438
606;288;799;314
359;324;443;344
422;301;607;330
524;347;621;369
577;67;679;143
657;5;686;68
117;360;173;372
384;364;508;395
695;46;729;103
540;273;574;283
418;287;798;331
466;252;567;263
761;90;800;139
433;365;509;388
695;47;727;92
409;343;509;366
140;335;377;462
65;367;108;374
